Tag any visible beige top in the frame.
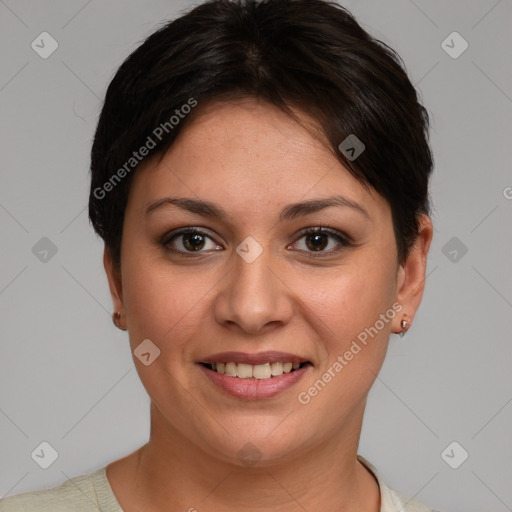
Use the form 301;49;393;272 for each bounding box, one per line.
0;455;439;511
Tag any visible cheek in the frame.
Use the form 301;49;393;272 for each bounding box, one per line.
121;254;210;357
307;251;397;339
120;256;208;410
299;249;397;396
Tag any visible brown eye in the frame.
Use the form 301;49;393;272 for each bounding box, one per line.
181;232;206;251
291;227;351;256
305;232;329;251
163;228;222;255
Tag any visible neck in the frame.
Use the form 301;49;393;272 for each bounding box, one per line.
108;402;380;512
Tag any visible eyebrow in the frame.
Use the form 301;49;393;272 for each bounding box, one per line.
145;195;369;221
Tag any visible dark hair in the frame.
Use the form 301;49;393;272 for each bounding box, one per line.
89;0;433;270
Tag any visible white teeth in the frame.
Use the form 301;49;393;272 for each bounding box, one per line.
237;363;253;379
208;361;304;379
270;362;283;376
253;363;272;379
225;362;237;377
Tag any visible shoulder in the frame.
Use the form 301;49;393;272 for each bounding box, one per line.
357;455;441;512
383;486;440;512
0;467;122;512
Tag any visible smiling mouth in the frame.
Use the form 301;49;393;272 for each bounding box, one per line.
200;361;312;379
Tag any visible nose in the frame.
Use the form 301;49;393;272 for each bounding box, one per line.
213;242;294;335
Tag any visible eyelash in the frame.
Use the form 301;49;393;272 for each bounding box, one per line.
162;226;352;258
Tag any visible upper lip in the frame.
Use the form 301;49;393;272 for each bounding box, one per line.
199;351;310;366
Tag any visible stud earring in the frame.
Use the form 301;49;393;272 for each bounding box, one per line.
399;318;409;337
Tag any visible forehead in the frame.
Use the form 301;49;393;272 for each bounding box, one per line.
127;98;388;219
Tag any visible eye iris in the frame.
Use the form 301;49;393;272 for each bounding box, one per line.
306;233;328;251
183;233;205;251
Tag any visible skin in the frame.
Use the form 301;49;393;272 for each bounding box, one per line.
103;98;433;512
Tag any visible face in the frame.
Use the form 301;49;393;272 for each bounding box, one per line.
105;98;431;466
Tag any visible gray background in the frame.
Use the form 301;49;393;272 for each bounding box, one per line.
1;1;511;511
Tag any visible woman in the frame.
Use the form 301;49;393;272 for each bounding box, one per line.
0;0;438;510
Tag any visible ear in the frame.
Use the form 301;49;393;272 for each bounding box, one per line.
103;247;126;329
393;214;433;334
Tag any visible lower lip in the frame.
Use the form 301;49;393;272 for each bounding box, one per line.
198;364;311;400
